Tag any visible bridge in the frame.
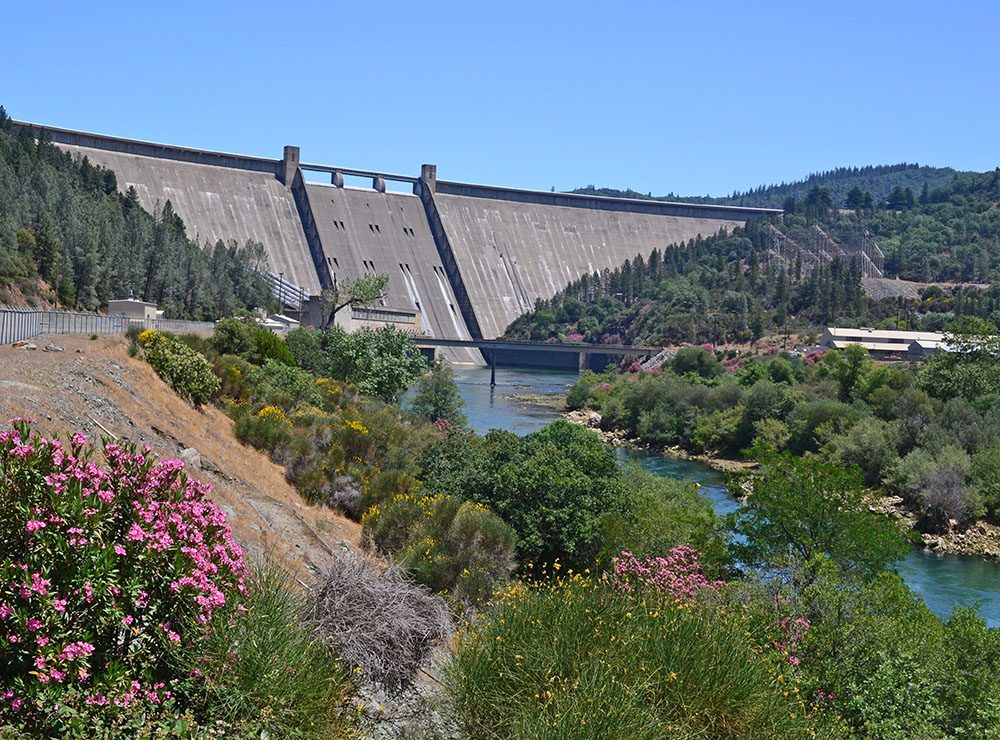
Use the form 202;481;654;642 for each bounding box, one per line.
15;120;780;365
412;337;659;376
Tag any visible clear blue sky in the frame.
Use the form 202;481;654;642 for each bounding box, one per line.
5;0;998;197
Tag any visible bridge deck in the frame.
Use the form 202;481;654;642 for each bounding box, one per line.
413;337;658;356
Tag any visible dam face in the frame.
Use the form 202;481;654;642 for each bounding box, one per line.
18;121;778;358
428;180;751;339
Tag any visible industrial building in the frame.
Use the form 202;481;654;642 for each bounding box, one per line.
821;327;945;359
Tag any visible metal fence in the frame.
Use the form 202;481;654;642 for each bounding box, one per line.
0;305;215;345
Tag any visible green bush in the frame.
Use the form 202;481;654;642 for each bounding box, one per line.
261;358;322;407
419;421;626;571
233;405;294;452
214;354;264;402
611;467;724;568
174;333;217;362
672;346;723;379
137;330;220;407
823;416;900;486
322;324;427;402
211;317;255;357
691;406;744;454
251;327;296;367
408;360;467;427
363;494;517;609
565;375;593;410
285;327;326;375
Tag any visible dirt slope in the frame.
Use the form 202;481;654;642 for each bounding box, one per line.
0;334;359;582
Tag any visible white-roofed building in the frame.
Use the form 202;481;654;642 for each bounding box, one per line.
820;327;944;359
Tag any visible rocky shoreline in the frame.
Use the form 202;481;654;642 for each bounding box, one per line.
562;408;754;474
564;408;1000;562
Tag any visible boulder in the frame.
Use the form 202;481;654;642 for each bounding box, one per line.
179;447;202;469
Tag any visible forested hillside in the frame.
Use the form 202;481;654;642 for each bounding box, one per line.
0;106;273;318
509;169;1000;346
573;163;973;209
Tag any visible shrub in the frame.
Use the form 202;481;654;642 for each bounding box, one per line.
822;416;899;486
610;546;726;602
363;494;517;609
611;468;724;568
174;333;216;363
260;358;322;407
565;376;593;410
285;327;326;375
408;360;467;428
233;405;293;451
137;330;220;407
420;421;626;571
691;405;744;454
727;452;908;579
672;346;723;378
211;317;255;357
0;421;248;731
251;328;295;367
892;445;977;529
362;493;436;555
307;551;453;695
214;354;264;402
322;324;427;402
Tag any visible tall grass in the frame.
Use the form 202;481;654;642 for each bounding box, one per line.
177;564;357;740
446;574;847;740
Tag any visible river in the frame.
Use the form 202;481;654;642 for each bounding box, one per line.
453;365;1000;628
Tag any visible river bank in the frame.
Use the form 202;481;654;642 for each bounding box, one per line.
562;407;1000;561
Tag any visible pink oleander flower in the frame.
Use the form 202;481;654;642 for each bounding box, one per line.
610;546;725;603
1;419;251;719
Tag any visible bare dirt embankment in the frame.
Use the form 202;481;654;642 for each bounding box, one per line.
0;334;360;582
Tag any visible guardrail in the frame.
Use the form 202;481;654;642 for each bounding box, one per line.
0;306;215;344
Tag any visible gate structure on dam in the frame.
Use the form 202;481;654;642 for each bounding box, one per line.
14;121;779;364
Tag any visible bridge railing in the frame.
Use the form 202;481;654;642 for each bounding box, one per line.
0;306;215;344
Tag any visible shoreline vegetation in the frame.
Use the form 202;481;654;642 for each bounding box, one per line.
562;405;1000;561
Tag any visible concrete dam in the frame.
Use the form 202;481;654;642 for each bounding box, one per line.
19;121;778;362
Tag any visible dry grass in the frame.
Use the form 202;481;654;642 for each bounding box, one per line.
307;550;454;695
0;334;361;583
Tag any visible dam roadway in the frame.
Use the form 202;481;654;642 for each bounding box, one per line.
15;120;779;364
